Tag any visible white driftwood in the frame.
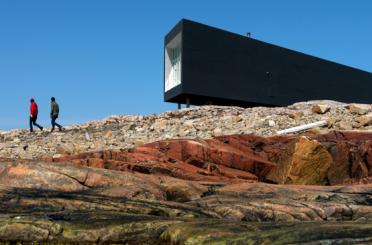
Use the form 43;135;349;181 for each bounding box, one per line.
276;120;327;135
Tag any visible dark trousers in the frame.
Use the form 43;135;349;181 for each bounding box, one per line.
51;115;62;131
29;116;42;132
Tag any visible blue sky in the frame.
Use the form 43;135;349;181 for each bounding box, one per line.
0;0;371;130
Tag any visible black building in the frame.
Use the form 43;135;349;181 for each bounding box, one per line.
164;19;372;107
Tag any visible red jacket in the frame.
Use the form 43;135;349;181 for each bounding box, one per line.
30;102;38;117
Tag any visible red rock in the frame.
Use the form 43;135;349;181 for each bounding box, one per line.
312;131;372;184
87;158;104;168
49;132;372;186
52;138;270;183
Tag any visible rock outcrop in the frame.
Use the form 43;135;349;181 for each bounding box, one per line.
0;160;372;243
1;100;371;160
0;101;371;243
46;131;372;186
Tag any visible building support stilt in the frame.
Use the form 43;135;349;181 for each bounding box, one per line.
178;103;181;110
186;98;190;108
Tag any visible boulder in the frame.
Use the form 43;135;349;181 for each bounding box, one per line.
338;120;353;130
348;103;371;115
267;136;332;185
312;104;330;114
268;120;276;127
355;113;372;127
287;111;304;120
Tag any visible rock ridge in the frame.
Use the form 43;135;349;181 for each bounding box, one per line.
0;100;371;160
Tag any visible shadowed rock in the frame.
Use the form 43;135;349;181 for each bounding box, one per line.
0;131;371;243
0;182;371;243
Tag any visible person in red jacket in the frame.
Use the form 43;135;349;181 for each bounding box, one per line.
29;98;43;132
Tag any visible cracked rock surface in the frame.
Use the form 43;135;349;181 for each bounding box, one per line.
0;102;371;243
0;162;372;243
50;131;372;185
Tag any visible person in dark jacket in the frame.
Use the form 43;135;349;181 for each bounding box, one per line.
29;98;43;132
50;97;63;132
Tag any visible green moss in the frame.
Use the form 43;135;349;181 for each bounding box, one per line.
161;221;372;244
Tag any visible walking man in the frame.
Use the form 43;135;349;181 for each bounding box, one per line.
50;97;63;132
29;98;43;132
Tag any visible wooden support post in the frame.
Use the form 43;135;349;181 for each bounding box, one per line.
186;98;190;108
178;103;181;110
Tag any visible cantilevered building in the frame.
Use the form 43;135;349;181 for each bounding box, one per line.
164;19;372;107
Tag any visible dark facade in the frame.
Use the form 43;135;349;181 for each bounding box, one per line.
164;19;372;107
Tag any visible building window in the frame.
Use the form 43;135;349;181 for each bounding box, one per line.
165;33;182;92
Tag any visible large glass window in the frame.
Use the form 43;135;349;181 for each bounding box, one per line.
165;33;182;92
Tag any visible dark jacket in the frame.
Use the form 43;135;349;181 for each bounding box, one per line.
51;101;59;118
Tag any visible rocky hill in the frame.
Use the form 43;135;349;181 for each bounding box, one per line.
0;100;371;243
1;100;371;160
